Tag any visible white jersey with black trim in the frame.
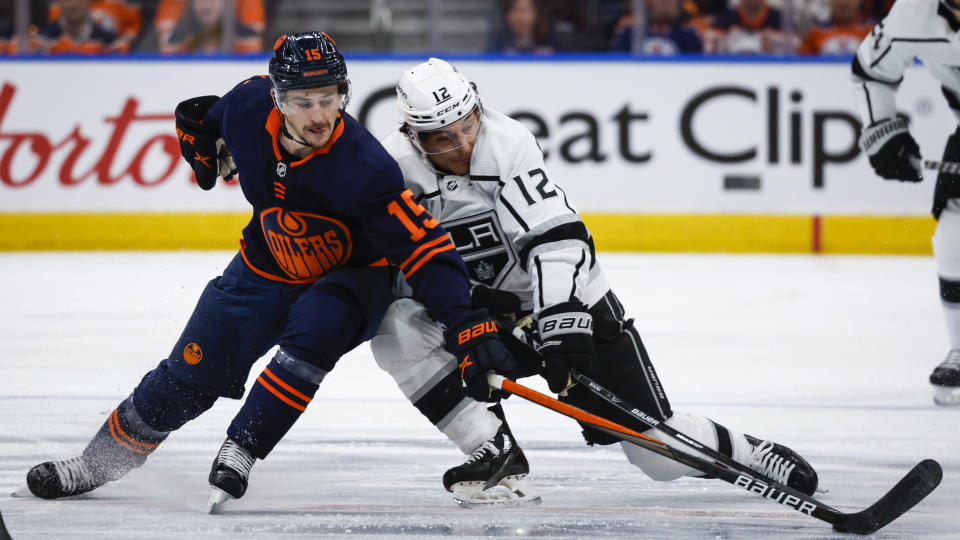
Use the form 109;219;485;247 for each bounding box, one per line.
852;0;960;127
381;108;610;313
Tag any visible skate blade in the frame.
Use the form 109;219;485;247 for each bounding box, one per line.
933;385;960;406
207;487;232;514
452;476;541;508
10;485;32;498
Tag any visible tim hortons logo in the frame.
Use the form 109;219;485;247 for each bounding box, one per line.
0;82;209;188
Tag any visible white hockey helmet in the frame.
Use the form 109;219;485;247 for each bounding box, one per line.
396;58;482;154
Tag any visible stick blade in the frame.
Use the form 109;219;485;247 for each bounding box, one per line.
832;459;942;535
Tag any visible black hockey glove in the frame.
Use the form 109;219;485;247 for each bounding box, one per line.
175;95;236;190
537;301;599;394
445;309;517;402
471;285;522;317
859;117;922;182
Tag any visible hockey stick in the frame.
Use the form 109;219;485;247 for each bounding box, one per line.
488;373;942;534
569;371;942;534
911;157;960;175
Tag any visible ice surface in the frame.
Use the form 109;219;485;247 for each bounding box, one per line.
0;252;956;538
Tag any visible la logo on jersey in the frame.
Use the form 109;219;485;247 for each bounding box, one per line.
442;210;516;288
260;208;353;280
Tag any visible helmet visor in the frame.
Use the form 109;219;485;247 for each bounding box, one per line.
413;108;482;155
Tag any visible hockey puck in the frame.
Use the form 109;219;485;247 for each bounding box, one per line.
0;509;12;540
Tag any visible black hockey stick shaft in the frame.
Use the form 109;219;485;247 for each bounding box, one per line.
569;371;943;534
489;374;942;534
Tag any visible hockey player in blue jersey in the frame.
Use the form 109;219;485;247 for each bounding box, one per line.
22;31;516;502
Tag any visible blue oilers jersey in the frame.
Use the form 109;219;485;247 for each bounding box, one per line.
202;76;470;327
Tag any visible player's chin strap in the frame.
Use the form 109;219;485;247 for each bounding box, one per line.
279;117;312;148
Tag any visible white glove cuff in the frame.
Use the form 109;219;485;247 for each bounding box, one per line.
859;117;909;156
538;311;593;339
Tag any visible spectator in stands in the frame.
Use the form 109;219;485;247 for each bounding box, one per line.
30;0;121;54
48;0;141;52
0;20;15;55
705;0;796;53
488;0;559;54
155;0;264;52
160;0;262;54
797;0;871;55
610;0;703;54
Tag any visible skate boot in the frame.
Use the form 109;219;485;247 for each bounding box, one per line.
741;435;819;496
20;402;165;499
23;457;106;499
442;420;540;507
207;438;256;513
931;349;960;406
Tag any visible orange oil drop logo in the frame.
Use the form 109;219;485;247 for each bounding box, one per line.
183;343;203;365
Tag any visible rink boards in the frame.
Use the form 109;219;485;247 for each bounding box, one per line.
0;56;950;253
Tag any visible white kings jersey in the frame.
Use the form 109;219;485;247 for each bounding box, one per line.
381;108;611;313
852;0;960;127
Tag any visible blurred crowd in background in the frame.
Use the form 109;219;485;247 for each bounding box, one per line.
0;0;890;56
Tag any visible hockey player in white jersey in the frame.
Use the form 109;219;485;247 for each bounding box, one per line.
852;0;960;406
371;58;820;506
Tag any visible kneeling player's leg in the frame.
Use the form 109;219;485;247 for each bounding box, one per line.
568;291;818;494
561;290;673;445
227;267;394;460
371;298;536;505
371;298;500;454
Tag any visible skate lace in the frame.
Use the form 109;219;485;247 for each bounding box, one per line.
747;440;797;485
217;440;255;477
940;349;960;370
466;434;511;464
55;456;95;493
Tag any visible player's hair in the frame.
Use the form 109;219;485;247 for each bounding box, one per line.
269;31;351;109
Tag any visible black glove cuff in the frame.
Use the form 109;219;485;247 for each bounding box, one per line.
175;95;221;133
471;285;521;316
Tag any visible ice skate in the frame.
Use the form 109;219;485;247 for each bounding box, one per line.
207;438;256;513
442;421;540;508
931;350;960;406
23;456;106;499
740;435;819;496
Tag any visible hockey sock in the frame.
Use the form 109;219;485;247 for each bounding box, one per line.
933;203;960;349
227;356;320;459
939;279;960;350
82;396;169;481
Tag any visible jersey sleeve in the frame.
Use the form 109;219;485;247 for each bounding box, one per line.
494;130;595;313
355;163;471;328
850;5;914;126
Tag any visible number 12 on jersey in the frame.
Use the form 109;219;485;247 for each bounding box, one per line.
388;189;439;242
